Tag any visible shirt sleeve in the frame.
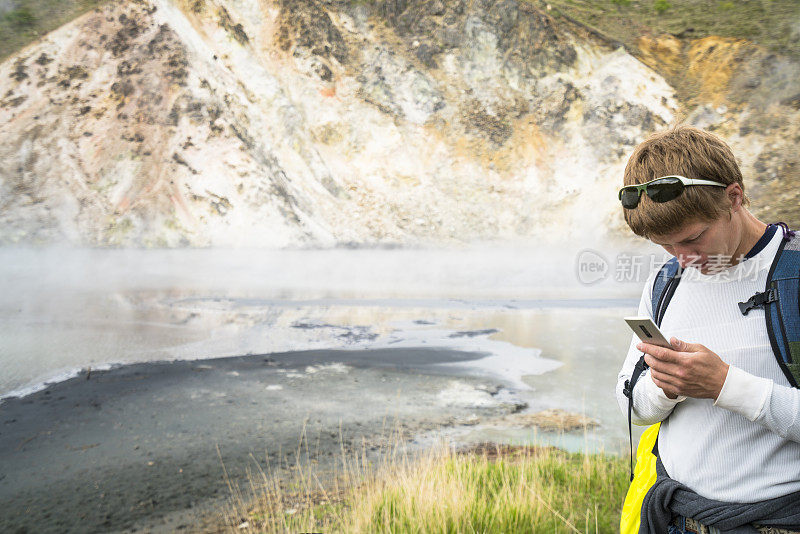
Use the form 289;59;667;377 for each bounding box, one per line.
714;365;800;442
615;268;687;426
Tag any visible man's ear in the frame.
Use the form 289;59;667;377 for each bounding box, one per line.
726;183;743;212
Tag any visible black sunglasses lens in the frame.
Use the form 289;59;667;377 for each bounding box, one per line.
620;189;640;209
647;178;683;203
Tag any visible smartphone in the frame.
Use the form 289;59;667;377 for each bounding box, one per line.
624;316;674;349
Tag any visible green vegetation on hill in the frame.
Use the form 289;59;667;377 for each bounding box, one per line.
0;0;106;62
2;0;799;64
535;0;800;60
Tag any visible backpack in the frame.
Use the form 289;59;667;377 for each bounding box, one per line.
619;222;800;533
620;422;660;534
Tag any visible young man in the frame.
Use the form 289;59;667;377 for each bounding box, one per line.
615;125;800;534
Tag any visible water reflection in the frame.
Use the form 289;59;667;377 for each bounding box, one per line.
0;244;657;453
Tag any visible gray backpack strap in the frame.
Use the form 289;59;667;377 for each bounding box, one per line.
652;257;683;328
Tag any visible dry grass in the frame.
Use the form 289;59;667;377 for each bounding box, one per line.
218;419;629;533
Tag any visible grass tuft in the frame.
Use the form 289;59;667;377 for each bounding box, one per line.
220;421;629;533
654;0;672;14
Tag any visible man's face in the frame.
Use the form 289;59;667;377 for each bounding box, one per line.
649;215;734;274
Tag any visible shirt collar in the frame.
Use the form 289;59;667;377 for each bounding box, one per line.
743;223;777;260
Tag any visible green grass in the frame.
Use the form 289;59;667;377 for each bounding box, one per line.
0;0;107;63
653;0;672;14
2;0;799;64
3;6;36;29
535;0;800;61
222;437;630;533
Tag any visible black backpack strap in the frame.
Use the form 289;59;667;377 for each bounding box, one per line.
623;354;649;480
623;258;682;480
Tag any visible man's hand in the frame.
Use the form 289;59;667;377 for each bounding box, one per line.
636;337;730;400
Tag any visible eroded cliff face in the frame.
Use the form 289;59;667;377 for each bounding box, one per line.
633;33;800;227
0;0;796;247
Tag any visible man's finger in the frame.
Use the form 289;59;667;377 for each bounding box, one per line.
645;354;682;377
670;337;704;353
638;342;680;363
650;370;680;394
637;342;662;357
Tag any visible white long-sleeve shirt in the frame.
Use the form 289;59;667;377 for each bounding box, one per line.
615;226;800;502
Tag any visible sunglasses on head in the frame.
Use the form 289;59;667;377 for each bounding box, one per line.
618;175;727;209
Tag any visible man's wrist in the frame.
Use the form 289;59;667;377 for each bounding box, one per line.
713;365;772;421
713;362;730;401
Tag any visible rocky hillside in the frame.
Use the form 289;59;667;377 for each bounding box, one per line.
0;0;798;247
